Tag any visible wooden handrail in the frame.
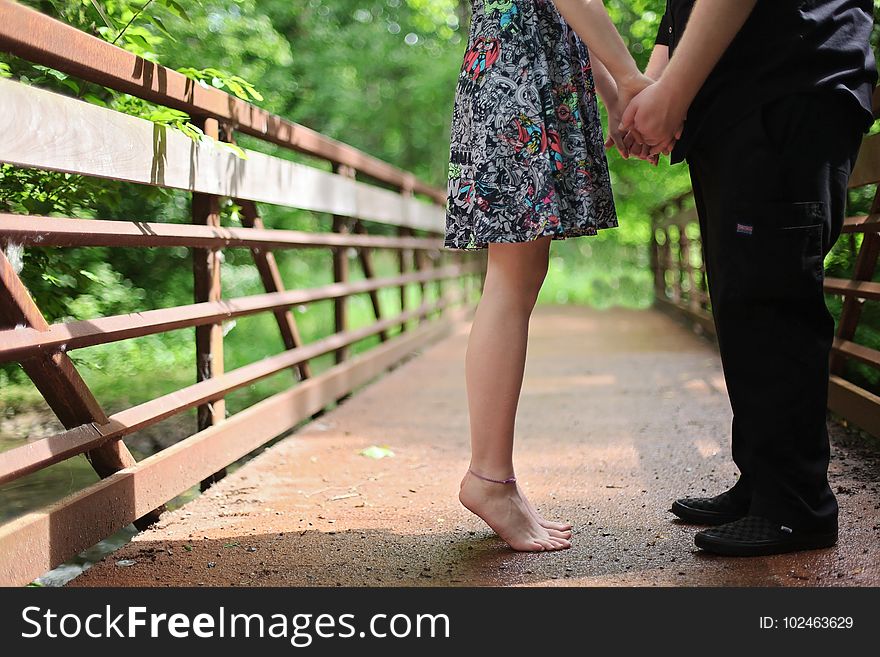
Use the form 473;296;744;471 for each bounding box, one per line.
0;214;445;250
824;277;880;301
832;337;880;370
843;214;880;233
0;77;444;231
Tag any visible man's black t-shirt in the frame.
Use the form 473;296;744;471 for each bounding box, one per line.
654;0;878;163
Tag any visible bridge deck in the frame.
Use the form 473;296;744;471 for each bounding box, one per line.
71;306;880;587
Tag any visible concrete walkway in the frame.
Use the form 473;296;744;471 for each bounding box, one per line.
71;307;880;587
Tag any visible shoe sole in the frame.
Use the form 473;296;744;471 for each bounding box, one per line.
694;531;838;557
670;500;745;526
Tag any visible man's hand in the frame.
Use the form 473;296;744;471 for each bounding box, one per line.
620;81;685;155
616;71;655;117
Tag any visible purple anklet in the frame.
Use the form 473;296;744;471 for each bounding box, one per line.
468;469;517;485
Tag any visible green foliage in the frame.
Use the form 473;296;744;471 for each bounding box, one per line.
245;0;463;181
606;0;667;68
10;1;263;146
176;67;264;102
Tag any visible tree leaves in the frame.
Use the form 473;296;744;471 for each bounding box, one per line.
148;14;176;41
177;66;265;102
161;0;192;23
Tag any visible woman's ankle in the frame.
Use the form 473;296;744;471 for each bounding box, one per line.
467;468;517;485
467;462;515;483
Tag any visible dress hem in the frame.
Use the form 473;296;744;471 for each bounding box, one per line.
444;220;619;251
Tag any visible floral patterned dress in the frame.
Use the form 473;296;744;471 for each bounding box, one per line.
445;0;618;250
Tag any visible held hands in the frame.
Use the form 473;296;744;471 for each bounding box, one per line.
606;77;686;164
601;71;653;160
621;80;685;157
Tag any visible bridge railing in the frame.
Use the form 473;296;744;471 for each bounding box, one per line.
0;2;482;586
651;122;880;439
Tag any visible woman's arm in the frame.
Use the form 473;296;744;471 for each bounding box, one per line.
551;0;650;101
591;56;618;107
591;57;631;158
644;44;669;81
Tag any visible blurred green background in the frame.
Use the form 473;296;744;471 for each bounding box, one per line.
0;0;878;444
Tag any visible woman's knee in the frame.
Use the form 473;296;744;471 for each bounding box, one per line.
486;239;550;303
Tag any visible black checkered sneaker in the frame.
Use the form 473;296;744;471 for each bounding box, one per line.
671;490;749;525
695;516;838;557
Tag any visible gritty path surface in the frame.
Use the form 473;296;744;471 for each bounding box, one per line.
71;307;880;587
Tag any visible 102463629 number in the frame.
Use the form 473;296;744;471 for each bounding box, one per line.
761;617;855;629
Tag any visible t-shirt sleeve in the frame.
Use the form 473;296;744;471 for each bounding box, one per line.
655;9;671;46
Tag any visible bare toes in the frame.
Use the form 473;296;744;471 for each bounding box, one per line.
535;538;556;551
538;519;572;531
546;528;573;539
548;521;573;532
551;538;572;550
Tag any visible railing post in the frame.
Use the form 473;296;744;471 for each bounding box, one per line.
193;117;226;491
353;220;389;341
413;236;429;322
696;229;709;313
397;217;413;331
661;227;673;303
333;164;355;363
433;248;445;317
671;226;683;305
680;228;699;313
831;188;880;374
650;213;664;300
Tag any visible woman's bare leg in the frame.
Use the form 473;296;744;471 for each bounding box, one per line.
458;237;572;551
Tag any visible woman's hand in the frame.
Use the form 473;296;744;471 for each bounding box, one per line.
603;96;629;158
590;56;632;159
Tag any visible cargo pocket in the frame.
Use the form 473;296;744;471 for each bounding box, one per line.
728;202;826;302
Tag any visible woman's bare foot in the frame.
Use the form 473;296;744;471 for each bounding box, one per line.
518;485;572;533
459;472;571;551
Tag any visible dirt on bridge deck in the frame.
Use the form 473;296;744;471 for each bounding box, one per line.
71;306;880;587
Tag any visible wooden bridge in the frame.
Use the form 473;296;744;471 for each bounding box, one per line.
0;3;878;587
